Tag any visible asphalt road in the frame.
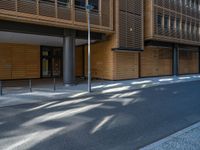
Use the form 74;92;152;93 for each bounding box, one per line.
0;81;200;150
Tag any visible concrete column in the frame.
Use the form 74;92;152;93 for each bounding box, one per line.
63;34;75;85
173;45;179;76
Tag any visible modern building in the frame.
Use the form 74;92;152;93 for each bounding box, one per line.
0;0;199;85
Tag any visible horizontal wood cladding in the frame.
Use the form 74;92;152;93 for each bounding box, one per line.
179;50;199;74
118;0;144;50
0;0;113;33
84;36;116;80
113;52;139;80
140;46;173;77
0;43;40;80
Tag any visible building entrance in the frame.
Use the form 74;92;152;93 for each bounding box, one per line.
41;46;63;78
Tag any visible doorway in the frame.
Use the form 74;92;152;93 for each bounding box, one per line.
41;46;63;78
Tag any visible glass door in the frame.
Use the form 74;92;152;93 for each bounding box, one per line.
52;48;62;77
41;46;62;78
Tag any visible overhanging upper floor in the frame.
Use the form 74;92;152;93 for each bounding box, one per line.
0;0;113;34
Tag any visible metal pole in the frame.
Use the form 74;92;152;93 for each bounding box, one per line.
53;77;56;91
87;8;91;93
29;79;32;93
0;80;2;96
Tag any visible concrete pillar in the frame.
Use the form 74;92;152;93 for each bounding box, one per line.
173;45;179;76
63;33;75;85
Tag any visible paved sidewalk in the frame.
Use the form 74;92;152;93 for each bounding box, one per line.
1;74;200;107
141;122;200;150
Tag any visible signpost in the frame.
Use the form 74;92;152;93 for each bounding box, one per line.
86;3;94;93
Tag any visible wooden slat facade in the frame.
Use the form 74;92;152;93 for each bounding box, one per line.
116;0;144;50
0;0;113;34
0;43;40;80
140;46;173;77
144;0;200;46
179;50;199;74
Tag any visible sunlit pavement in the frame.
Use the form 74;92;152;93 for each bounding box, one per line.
1;80;200;149
1;74;200;107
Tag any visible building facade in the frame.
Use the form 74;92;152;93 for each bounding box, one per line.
0;0;199;84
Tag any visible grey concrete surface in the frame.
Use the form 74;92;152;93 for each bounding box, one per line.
1;79;200;150
141;122;200;150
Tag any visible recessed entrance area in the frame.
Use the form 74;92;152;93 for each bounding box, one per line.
41;46;63;78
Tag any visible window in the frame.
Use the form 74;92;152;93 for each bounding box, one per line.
75;0;99;11
40;0;54;4
170;16;175;31
187;21;190;36
176;18;180;32
157;14;162;29
164;15;169;32
75;0;86;9
89;0;99;11
58;0;70;6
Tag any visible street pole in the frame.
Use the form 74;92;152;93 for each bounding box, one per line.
86;4;93;93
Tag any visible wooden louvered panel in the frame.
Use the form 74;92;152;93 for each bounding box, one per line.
12;49;26;79
158;48;172;76
39;1;55;18
119;11;127;48
170;0;175;10
101;0;110;27
127;13;134;48
102;14;110;27
127;0;142;15
140;48;159;77
133;15;143;49
140;47;172;77
57;6;71;20
118;0;143;50
18;0;37;15
163;0;169;9
179;50;199;74
0;44;40;80
0;0;16;11
90;13;100;25
25;48;40;79
75;9;87;23
0;49;12;80
157;0;163;6
114;52;139;79
119;0;127;11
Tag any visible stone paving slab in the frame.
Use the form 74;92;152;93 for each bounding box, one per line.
141;122;200;150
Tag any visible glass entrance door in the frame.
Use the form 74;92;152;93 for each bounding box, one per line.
41;46;62;78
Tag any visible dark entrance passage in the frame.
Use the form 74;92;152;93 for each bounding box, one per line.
41;46;63;78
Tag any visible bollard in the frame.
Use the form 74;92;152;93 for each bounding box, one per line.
53;78;56;92
0;80;2;96
29;79;32;92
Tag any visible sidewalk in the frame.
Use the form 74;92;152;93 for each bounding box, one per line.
1;74;200;107
141;122;200;150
